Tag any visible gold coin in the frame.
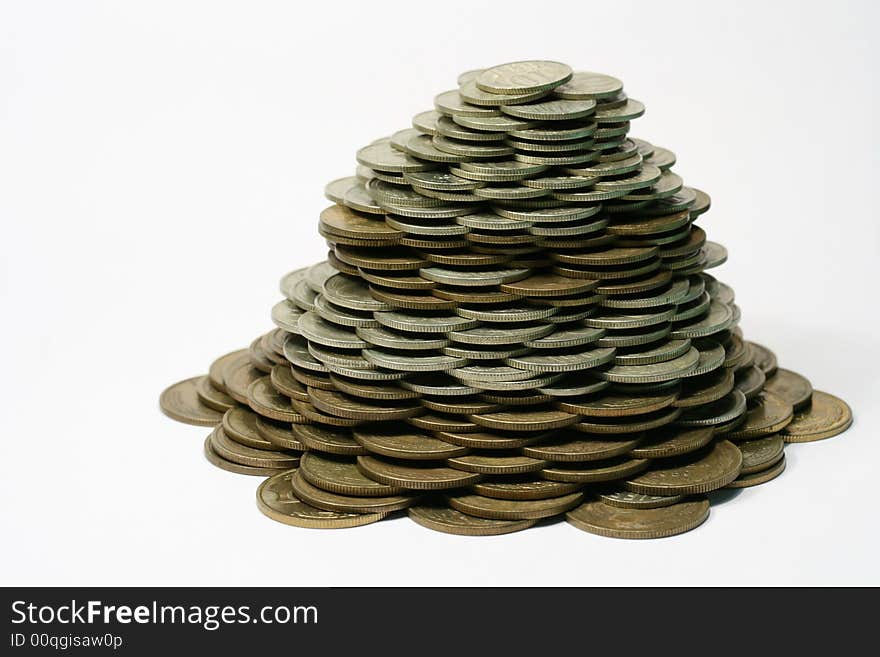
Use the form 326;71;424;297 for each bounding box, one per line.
270;364;310;402
437;429;548;450
160;376;224;427
222;407;281;451
625;440;742;495
246;377;302;423
673;367;734;408
210;427;300;469
763;368;813;411
357;455;484;490
598;491;684;510
290;470;418;514
291;424;366;456
408;505;536;536
472;478;582;500
255;416;308;451
448;490;583;520
470;408;580;432
353;425;468;460
780;390;852;443
257;471;386;529
737;434;784;474
728;391;793;440
208;348;248;391
748;341;778;376
446;452;547;475
555;388;679;417
300;452;402;496
202;432;289;477
195;375;237;412
522;431;642;462
629;426;714;459
224;357;264;405
291;398;361;427
725;455;786;489
542;455;649;483
566;498;710;539
309;387;423;422
574;407;681;434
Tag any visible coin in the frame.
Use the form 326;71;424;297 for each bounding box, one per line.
629;426;714;459
476;60;573;95
566;498;710;539
555;71;624;100
725;455;786;489
763;368;813;411
357;455;484;490
542;455;650;483
255;416;308;451
749;342;778;377
292;424;366;456
291;470;417;514
446;453;547;475
203;433;288;477
257;471;386;529
448;490;583;520
522;432;642;462
737;434;785;474
728;392;794;440
408;505;535;536
299;452;401;497
625;440;742;495
160;376;224;426
208;349;249;392
599;491;684;510
780;390;852;443
222;407;280;451
211;427;299;469
353;425;467;460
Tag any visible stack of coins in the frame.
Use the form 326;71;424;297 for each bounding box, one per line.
160;61;852;538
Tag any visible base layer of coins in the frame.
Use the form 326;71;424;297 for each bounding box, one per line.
161;61;852;538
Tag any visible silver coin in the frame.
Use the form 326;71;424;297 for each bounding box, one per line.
447;323;555;346
297;311;367;350
506;346;616;373
598;347;701;383
420;266;532;287
312;293;378;328
374;310;480;334
271;299;303;333
356;325;450;351
363;349;467;373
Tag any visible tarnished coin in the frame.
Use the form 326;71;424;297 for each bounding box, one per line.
598;348;700;383
677;389;747;426
309;387;423;421
780;390;852;443
599;491;684;510
222;407;280;451
555;71;624;100
522;432;642;462
446;452;547;475
357;455;484;490
566;498;710;539
210;427;299;469
475;60;573;95
542;455;650;483
246;377;302;423
292;424;366;456
160;376;224;426
629;426;714;459
763;368;813;411
208;349;249;392
725;456;786;489
728;391;794;439
737;434;785;474
408;505;535;536
676;368;735;408
749;342;778;377
203;433;288;477
299;452;401;496
257;471;386;529
255;416;307;451
625;440;742;495
356;139;436;173
448;490;583;520
353;425;467;460
291;470;417;515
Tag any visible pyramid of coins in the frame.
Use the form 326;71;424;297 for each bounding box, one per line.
161;61;852;538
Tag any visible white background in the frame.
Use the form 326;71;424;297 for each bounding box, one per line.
2;0;878;586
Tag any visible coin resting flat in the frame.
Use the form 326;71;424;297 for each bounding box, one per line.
161;59;852;540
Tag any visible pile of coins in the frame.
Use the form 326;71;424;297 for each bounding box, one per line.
161;61;852;538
